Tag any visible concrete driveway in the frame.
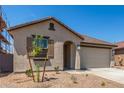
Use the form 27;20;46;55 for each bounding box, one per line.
89;68;124;84
66;68;124;84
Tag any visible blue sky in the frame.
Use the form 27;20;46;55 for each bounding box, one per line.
2;5;124;43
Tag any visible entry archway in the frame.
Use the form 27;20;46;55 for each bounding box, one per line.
63;41;76;70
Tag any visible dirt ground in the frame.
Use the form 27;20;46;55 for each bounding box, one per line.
0;71;124;88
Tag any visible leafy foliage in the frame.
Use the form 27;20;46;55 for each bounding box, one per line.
71;75;78;84
54;66;60;74
31;35;43;56
85;74;88;77
31;47;42;56
25;69;32;77
101;81;106;86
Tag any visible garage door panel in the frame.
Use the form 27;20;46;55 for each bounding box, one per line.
80;47;111;68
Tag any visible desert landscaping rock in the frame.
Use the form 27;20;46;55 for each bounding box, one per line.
0;71;124;88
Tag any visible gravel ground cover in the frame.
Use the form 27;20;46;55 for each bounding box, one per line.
0;71;124;88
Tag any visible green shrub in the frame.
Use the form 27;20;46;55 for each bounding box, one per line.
101;81;106;86
54;66;59;74
71;75;78;84
35;64;40;82
25;69;32;77
86;74;88;77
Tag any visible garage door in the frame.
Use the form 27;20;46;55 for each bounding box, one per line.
80;47;111;68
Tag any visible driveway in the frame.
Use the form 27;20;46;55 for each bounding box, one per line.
66;68;124;84
90;68;124;84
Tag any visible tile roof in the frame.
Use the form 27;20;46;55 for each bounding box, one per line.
115;41;124;49
81;34;115;46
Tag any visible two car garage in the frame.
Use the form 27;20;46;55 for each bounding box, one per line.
80;46;112;69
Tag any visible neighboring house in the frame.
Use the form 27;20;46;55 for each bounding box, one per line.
0;16;13;73
8;17;116;72
114;41;124;66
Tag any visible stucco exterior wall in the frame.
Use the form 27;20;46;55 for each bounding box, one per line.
10;20;82;72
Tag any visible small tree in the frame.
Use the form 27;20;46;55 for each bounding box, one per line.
32;35;48;82
27;35;43;82
32;35;43;82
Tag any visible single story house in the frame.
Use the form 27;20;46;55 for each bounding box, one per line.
114;41;124;66
8;17;116;72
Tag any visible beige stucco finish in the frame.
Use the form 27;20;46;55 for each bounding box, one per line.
10;20;82;72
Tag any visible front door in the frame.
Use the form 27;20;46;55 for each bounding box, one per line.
64;43;71;70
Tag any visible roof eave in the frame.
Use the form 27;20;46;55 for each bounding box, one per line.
7;17;51;31
7;17;84;40
115;47;124;50
81;42;117;47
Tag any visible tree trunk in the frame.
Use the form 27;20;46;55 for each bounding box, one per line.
27;52;35;82
41;59;47;82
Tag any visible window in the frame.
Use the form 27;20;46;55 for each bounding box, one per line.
36;38;48;49
27;35;50;59
30;35;48;49
49;23;55;31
